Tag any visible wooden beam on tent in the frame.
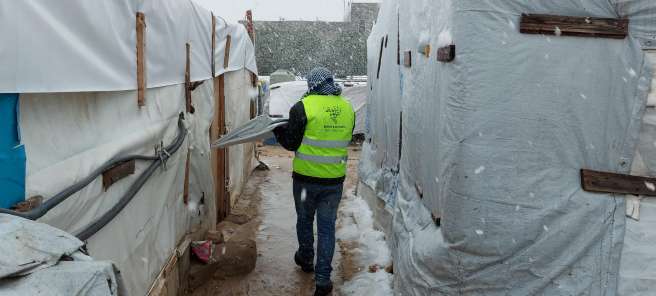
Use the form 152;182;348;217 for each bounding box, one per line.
211;77;228;221
437;45;456;62
581;169;656;196
183;151;191;204
102;160;135;191
211;33;234;221
185;43;195;114
136;12;147;107
396;14;400;65
403;50;412;67
246;10;255;42
520;14;629;39
376;36;384;79
224;35;232;69
211;13;216;78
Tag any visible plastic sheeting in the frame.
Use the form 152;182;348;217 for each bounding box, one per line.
0;214;125;296
17;71;257;295
361;0;655;295
620;104;656;295
0;0;257;93
0;261;125;296
267;81;369;134
0;94;24;209
0;214;83;278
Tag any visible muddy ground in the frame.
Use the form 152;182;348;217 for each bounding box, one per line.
191;145;362;296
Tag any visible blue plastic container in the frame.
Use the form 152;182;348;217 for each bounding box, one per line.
0;94;26;209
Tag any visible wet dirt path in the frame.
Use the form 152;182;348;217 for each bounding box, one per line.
192;146;360;296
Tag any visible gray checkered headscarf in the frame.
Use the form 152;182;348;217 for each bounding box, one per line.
306;67;342;96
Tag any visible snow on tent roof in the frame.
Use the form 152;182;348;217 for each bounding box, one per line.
0;0;257;93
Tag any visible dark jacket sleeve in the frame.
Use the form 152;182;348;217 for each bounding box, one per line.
273;101;307;151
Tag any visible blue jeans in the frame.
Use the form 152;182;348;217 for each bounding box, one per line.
293;179;343;286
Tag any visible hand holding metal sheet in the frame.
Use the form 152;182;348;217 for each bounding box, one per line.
211;115;288;149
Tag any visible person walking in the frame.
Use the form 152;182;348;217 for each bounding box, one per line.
273;67;355;296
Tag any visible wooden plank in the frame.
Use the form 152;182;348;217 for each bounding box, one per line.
211;13;216;78
437;44;455;62
136;12;146;107
102;160;135;191
581;169;656;196
223;35;232;69
218;75;230;220
396;13;400;65
520;14;629;39
246;10;255;41
403;50;412;67
183;151;191;204
376;36;385;79
211;76;229;221
185;43;194;114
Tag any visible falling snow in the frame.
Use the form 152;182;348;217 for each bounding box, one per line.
475;166;486;175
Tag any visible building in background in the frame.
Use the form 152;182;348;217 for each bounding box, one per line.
253;2;379;77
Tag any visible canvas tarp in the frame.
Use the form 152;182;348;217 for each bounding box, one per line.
16;69;257;296
361;0;656;295
0;214;125;296
0;0;257;93
0;1;258;295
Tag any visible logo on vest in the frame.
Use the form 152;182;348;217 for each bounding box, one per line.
325;106;342;123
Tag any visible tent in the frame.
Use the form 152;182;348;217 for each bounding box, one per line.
361;0;656;295
0;1;258;295
267;80;368;135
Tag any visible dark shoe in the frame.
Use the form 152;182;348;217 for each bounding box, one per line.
314;283;333;296
294;251;314;273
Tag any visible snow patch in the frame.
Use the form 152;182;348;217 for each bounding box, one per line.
475;229;484;235
337;192;393;295
628;68;637;77
300;188;307;202
475;166;485;175
437;30;452;47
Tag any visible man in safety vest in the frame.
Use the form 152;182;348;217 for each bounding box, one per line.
274;67;355;296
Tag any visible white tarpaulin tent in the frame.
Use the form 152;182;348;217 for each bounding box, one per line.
0;214;125;296
361;0;656;295
267;80;368;134
0;1;259;295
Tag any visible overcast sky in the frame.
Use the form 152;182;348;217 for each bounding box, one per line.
195;0;380;23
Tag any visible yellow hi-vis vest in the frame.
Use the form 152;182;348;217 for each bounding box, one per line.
293;95;355;179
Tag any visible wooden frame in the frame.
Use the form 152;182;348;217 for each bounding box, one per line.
520;14;629;39
136;12;146;107
581;169;656;196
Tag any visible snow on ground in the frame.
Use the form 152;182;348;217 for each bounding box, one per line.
337;191;393;295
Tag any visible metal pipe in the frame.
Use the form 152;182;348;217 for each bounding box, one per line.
75;115;187;240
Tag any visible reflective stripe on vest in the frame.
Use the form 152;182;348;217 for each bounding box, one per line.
302;137;351;148
295;151;348;164
293;95;355;179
